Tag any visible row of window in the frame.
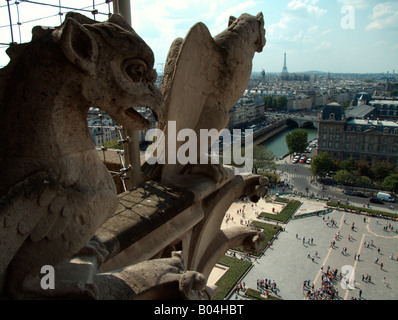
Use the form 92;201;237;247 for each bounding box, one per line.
321;133;398;144
321;140;396;153
323;124;398;135
372;104;398;110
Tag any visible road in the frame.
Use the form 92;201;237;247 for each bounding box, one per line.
275;155;397;215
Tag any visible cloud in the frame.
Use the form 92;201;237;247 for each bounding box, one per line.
365;2;398;31
307;25;319;33
336;0;373;10
315;41;332;51
268;0;326;43
287;0;327;18
131;0;260;66
322;29;333;35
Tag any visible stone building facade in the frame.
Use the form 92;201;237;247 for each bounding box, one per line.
317;103;398;166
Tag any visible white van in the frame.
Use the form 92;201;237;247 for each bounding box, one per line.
377;192;395;202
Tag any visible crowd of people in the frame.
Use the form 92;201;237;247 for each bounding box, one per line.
256;278;278;295
303;267;341;300
227;189;397;301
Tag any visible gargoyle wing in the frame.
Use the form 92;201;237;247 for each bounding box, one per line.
0;171;86;275
0;172;60;274
159;22;221;180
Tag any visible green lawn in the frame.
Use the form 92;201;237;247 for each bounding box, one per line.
244;288;282;300
212;255;252;300
213;220;282;300
259;199;301;223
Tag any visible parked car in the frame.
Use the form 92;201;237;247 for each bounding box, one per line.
300;155;307;163
377;192;395;202
293;155;300;163
353;191;367;198
343;189;354;196
306;157;312;164
370;197;384;204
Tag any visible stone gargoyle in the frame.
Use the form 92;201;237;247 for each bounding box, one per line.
158;12;266;184
0;12;207;299
139;12;268;295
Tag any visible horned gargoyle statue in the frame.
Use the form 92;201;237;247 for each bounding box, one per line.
142;12;269;289
0;12;205;299
158;12;266;184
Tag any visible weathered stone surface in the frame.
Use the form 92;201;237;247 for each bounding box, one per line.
0;11;269;300
0;12;165;298
159;12;266;183
94;180;194;266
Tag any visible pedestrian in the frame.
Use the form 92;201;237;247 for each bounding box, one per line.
359;289;362;299
380;262;383;270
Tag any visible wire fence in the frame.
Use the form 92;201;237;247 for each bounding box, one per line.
1;1;135;193
88;109;132;193
0;1;113;61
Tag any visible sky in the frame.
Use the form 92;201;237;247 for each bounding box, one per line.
0;0;397;73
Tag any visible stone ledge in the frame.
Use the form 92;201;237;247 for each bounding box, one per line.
94;180;195;262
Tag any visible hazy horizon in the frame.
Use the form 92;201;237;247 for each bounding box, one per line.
1;0;397;74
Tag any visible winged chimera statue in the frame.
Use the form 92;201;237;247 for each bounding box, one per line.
158;12;266;184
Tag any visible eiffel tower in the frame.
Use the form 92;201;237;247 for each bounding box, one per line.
281;52;288;77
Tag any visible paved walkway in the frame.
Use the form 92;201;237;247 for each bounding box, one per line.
226;197;398;300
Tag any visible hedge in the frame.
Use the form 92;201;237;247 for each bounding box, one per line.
259;199;301;223
212;255;252;300
244;288;282;300
327;201;397;219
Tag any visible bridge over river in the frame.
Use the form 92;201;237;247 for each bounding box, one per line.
253;115;318;146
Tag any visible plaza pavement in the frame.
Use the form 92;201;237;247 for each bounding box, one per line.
223;196;398;300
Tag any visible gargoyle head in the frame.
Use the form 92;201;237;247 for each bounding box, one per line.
54;12;165;130
228;12;266;53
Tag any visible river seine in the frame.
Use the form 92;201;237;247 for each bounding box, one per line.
260;128;318;158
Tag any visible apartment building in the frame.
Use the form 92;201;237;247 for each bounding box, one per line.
317;103;398;166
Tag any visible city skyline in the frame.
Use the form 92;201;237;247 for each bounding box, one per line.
0;0;397;74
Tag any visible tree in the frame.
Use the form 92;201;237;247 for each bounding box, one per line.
355;160;371;178
355;175;371;186
285;129;308;154
339;158;355;172
382;174;398;193
252;145;277;174
277;96;288;109
263;96;273;108
310;152;334;178
372;161;397;181
334;170;354;185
